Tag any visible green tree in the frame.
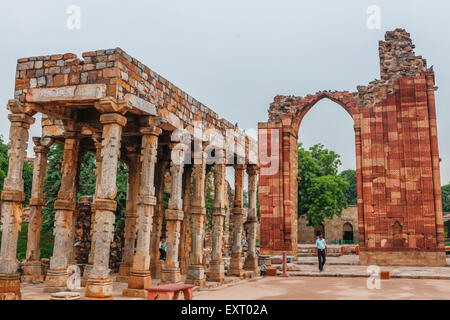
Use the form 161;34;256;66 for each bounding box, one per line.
339;169;357;205
42;144;63;230
442;182;450;212
42;145;129;238
297;143;349;227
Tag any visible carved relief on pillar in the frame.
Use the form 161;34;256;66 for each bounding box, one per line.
230;164;246;279
0;100;34;300
117;151;141;282
23;137;54;283
46;127;81;293
84;136;102;280
179;165;192;275
85;105;127;300
186;143;207;287
161;144;185;284
150;159;168;278
207;149;227;282
244;165;259;274
123;124;161;298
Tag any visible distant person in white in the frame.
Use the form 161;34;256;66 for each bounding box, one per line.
315;233;327;272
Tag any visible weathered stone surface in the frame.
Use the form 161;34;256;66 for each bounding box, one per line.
23;137;53;282
124;127;160;296
258;29;445;266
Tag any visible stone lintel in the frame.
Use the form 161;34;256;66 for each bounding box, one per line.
26;84;107;104
124;93;157;116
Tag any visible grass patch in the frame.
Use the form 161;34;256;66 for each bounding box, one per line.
0;222;54;261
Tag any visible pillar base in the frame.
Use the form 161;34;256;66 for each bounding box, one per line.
44;269;68;293
116;263;132;283
127;270;151;289
122;288;147;299
244;256;259;274
230;253;244;279
160;267;182;284
150;260;164;279
84;278;113;299
207;261;225;282
22;261;44;283
0;274;21;300
185;265;206;287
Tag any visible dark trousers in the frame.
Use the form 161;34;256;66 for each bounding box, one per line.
159;248;166;261
318;249;326;271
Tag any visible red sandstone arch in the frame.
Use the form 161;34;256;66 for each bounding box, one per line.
258;30;446;266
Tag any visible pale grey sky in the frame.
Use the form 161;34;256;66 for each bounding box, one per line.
0;0;449;184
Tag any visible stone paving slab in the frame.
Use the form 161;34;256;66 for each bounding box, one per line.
19;275;261;300
271;259;450;280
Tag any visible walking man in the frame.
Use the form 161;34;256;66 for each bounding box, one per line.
315;233;327;272
159;237;167;261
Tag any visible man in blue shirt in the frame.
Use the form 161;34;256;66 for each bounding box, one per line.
315;233;327;272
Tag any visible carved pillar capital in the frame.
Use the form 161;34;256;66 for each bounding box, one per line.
139;125;162;137
246;164;259;176
99;113;127;127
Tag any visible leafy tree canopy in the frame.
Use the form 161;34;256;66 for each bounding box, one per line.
297;143;349;227
442;182;450;212
339;169;357;206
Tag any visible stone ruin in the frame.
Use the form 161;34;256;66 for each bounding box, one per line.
258;29;446;266
0;48;259;300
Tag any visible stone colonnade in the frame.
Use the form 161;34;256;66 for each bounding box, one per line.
0;99;259;300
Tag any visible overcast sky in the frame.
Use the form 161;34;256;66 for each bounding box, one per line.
0;0;449;184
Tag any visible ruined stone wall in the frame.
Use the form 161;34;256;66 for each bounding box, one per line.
258;29;446;265
298;206;359;244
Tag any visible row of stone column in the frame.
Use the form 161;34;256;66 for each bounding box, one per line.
0;101;259;300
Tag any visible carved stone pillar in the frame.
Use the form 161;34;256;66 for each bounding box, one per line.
186;146;207;287
179;165;192;275
149;159;168;278
244;165;259;274
83;138;102;282
22;137;53;283
45;128;81;293
0;100;34;300
230;164;246;279
207;150;227;282
84;110;127;300
117;152;141;282
161;145;185;284
123;125;161;298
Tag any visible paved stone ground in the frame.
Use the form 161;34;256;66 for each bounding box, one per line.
270;255;450;279
20;275;255;300
194;276;450;300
